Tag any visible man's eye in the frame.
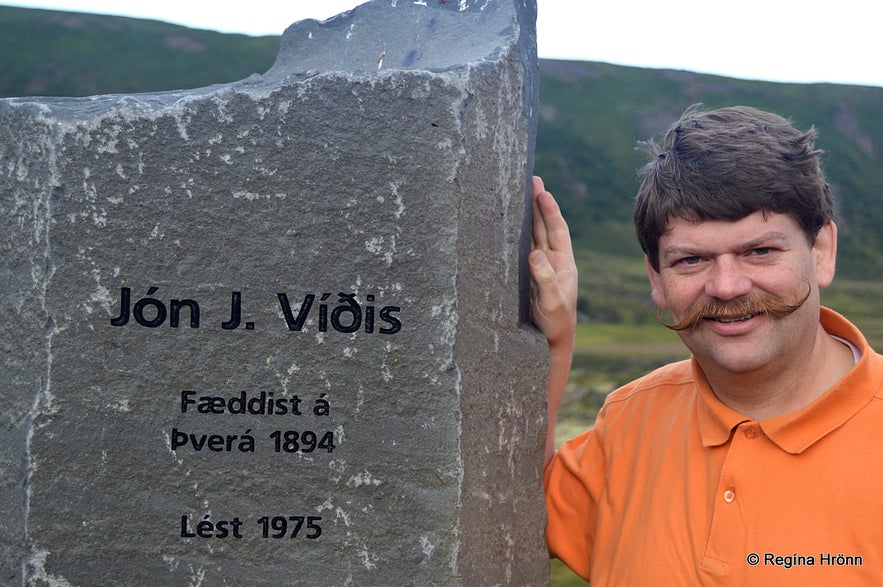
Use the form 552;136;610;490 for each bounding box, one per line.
678;256;701;266
752;247;773;256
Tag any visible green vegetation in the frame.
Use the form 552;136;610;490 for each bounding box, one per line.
0;6;278;96
551;558;589;586
3;8;882;585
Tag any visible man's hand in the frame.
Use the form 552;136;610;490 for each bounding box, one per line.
530;176;578;347
528;176;577;464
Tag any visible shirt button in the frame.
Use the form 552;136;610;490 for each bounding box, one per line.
744;426;757;439
724;489;736;503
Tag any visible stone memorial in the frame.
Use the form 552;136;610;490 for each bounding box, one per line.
0;0;547;584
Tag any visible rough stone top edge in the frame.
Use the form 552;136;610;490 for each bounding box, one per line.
0;0;537;126
0;66;466;127
264;0;530;79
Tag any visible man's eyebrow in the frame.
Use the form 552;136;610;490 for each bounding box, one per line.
742;230;789;250
660;245;699;262
735;231;792;251
661;231;792;261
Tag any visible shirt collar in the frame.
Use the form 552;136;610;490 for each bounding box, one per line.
694;361;749;448
695;307;880;453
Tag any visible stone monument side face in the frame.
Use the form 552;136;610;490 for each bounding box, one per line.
0;1;546;585
0;106;59;587
450;4;549;583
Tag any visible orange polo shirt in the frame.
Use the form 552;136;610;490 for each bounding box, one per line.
544;307;883;585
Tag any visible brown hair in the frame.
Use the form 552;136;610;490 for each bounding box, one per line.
635;105;833;272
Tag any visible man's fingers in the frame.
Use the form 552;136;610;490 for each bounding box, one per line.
539;196;572;253
529;249;554;285
532;180;572;254
529;249;564;312
532;176;550;248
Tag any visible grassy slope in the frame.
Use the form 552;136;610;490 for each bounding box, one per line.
0;6;278;96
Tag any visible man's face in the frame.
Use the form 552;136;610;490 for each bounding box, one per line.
647;210;837;376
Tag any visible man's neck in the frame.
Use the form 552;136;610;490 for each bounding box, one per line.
701;326;856;420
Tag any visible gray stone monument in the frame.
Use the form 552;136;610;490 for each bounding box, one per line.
0;0;548;584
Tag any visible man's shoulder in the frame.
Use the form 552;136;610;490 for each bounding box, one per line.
603;359;695;409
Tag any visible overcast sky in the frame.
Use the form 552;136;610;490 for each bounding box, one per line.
3;0;881;88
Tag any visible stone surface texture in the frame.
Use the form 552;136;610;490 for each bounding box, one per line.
0;0;546;584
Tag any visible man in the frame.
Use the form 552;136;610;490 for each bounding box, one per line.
529;105;883;585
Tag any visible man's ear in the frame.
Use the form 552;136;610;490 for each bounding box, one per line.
645;255;667;309
814;221;837;288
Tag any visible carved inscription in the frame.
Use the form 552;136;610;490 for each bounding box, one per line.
171;390;336;454
110;287;402;334
105;284;403;544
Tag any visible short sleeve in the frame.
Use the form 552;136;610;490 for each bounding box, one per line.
542;414;608;582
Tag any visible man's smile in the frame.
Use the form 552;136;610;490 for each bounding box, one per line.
706;313;758;324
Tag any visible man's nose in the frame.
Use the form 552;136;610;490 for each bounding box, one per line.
704;257;752;300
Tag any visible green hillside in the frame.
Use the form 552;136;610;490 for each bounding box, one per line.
536;59;883;280
3;5;883;340
0;6;278;96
